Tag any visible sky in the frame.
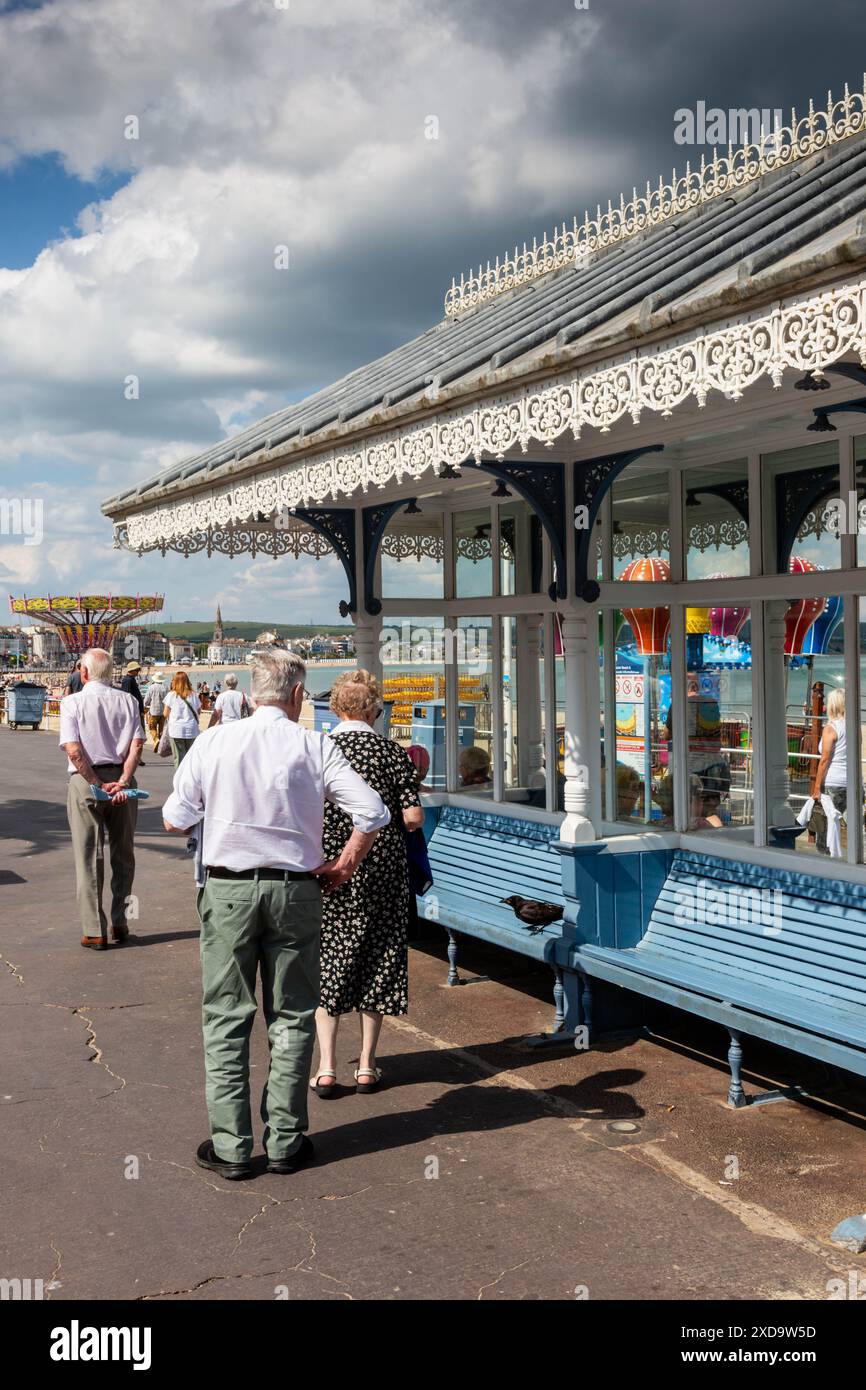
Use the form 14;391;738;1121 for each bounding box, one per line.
0;0;864;627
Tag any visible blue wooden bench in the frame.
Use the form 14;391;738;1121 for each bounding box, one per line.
420;805;568;1028
568;848;866;1104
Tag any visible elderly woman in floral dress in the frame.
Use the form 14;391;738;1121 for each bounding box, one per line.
312;670;424;1095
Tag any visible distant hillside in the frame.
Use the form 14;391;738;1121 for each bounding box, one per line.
156;621;351;643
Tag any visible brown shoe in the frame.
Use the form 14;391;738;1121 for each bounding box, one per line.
80;936;107;950
111;925;130;944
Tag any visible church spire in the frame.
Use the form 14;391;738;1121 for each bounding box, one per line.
213;605;224;643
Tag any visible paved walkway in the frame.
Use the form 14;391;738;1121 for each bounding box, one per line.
1;727;865;1300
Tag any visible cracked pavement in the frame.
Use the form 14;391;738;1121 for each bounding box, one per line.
2;727;866;1301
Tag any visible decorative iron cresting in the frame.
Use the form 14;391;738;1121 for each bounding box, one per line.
445;78;866;316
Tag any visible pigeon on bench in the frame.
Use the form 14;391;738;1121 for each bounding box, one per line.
501;896;563;934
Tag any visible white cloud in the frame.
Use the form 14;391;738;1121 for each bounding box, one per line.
0;0;610;617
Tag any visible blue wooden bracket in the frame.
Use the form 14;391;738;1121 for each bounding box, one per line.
362;498;416;615
775;459;843;572
290;508;358;617
573;445;664;600
464;459;567;600
685;477;750;525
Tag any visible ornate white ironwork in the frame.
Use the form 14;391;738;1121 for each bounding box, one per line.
120;278;866;556
444;78;866;317
612;527;671;561
380;532;511;563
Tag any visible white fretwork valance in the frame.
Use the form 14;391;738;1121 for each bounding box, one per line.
122;278;866;555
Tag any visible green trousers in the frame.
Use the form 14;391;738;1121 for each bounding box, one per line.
198;873;322;1163
67;767;138;938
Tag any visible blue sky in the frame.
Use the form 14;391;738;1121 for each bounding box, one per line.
1;0;864;627
0;155;129;268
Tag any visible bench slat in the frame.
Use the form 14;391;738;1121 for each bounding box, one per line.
639;926;866;1011
581;942;866;1047
653;889;866;954
649;902;866;975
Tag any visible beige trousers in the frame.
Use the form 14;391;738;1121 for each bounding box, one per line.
67;766;138;938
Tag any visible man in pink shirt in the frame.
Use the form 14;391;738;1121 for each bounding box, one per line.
59;648;144;949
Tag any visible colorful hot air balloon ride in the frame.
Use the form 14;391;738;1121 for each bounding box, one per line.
620;557;671;655
800;593;843;656
784;556;825;656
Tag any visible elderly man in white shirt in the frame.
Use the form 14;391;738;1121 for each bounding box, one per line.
59;647;144;950
163;647;390;1181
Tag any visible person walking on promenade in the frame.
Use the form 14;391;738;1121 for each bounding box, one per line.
59;647;143;950
161;648;390;1181
120;659;147;766
208;671;249;726
145;672;167;749
63;659;82;697
163;670;201;768
313;670;424;1098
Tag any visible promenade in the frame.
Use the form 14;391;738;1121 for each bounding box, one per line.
2;726;865;1301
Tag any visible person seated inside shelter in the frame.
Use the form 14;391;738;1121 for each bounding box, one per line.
616;763;642;820
690;775;724;829
459;744;492;787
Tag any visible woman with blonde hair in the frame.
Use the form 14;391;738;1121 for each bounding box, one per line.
163;669;202;769
313;669;424;1096
811;687;847;856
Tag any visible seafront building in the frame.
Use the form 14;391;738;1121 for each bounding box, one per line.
102;80;866;1101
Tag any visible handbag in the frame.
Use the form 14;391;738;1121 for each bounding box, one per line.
405;827;433;896
157;722;172;758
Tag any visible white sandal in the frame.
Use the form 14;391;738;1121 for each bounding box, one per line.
310;1071;337;1098
354;1067;382;1094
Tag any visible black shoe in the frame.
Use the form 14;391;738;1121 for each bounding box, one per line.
266;1135;314;1175
195;1139;253;1180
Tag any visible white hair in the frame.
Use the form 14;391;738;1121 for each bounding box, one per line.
250;648;306;705
223;672;238;688
80;648;113;683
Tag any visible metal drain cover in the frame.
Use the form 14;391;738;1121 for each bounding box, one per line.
607;1120;641;1134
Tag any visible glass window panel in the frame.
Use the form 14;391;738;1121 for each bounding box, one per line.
684;460;749;580
612;606;671;825
611;469;670;580
761;441;841;575
860;598;866;863
855;435;866;567
500;614;546;805
381;617;446;785
499;498;543;596
455;616;493;796
762;597;846;856
381;512;444;600
454;507;493;598
683;607;753;838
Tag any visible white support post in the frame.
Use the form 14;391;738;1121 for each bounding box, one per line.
353;613;382;686
560;611;596;843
